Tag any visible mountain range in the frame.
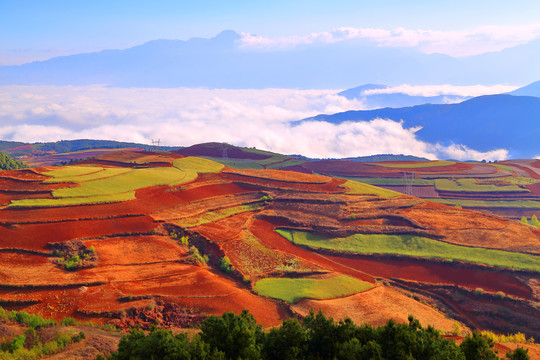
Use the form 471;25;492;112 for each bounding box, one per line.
1;31;540;88
301;94;540;158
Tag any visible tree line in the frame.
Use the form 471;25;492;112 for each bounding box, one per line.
101;310;530;360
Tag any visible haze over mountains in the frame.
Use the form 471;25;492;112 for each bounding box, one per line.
302;94;540;159
1;30;540;88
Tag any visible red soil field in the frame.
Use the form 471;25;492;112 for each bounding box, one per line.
0;169;48;181
0;178;78;192
0;215;156;251
84;236;187;266
193;212;254;242
222;172;346;193
172;182;256;203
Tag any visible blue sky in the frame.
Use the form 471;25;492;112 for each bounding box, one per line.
1;0;540;64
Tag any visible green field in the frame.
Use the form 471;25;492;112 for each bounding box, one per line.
176;204;261;227
253;275;373;303
44;167;131;183
265;159;305;169
276;229;540;272
342;180;400;198
9;192;136;207
173;156;224;173
42;166;102;178
342;177;434;186
434;179;527;193
53;167;196;198
486;176;540;185
374;160;454;168
427;198;540;209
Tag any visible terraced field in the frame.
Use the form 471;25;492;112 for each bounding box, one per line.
1;148;540;340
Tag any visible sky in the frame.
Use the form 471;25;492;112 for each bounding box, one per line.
2;0;540;64
0;0;538;160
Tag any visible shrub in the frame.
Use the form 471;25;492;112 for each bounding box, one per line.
219;256;235;274
9;335;26;352
60;316;77;326
188;246;207;265
180;236;189;245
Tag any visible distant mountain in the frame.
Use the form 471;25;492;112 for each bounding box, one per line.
1;31;540;87
343;154;430;162
301;94;540;158
338;84;468;109
509;80;540;97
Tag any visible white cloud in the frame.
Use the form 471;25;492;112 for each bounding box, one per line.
0;85;508;161
239;23;540;57
361;84;519;97
433;144;509;162
535;155;540;159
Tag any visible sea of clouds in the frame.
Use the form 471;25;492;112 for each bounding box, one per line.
0;85;512;161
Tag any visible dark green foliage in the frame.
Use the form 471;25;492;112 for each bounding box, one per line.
9;335;26;352
0;152;27;170
105;310;500;360
460;331;498;360
60;316;77;326
109;327;224;360
200;310;263;360
506;347;530;360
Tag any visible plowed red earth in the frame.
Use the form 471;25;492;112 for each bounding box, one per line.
172;183;256;203
0;216;155;250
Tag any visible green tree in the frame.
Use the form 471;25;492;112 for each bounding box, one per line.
460;332;498;360
200;310;263;360
506;347;530;360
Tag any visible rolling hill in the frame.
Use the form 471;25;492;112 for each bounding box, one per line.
0;148;539;346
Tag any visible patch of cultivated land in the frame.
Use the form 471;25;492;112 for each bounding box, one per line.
1;150;539;342
277;229;540;272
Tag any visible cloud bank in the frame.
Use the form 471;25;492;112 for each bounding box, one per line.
240;23;540;57
0;85;508;161
361;84;519;97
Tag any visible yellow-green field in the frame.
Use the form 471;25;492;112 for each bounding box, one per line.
253;275;373;303
342;180;400;198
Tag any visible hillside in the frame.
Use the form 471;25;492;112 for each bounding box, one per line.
301;94;540;158
0;152;26;171
0;149;539;347
510;80;540;97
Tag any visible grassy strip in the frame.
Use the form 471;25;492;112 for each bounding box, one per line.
276;229;540;272
53;167;193;197
44;167;131;183
342;180;400;198
490;163;514;172
427;198;540;209
173;156;224;173
265;159;305;169
254;275;373;303
176;204;261;227
9;192;135;207
434;179;527;193
341;177;433;186
485;176;540;185
254;155;289;166
374;160;455;168
42;166;102;178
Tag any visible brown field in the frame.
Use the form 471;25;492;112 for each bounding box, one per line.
1;149;539;341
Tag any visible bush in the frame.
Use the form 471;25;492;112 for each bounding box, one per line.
60;316;77;326
218;256;235;274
